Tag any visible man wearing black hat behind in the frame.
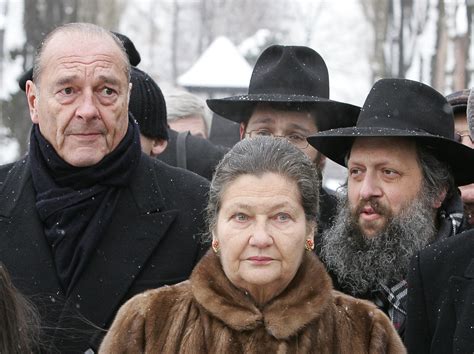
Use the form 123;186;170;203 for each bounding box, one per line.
445;89;474;226
2;23;209;352
207;45;360;234
307;78;474;336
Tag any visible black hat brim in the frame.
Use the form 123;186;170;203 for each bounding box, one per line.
207;94;360;131
307;126;474;186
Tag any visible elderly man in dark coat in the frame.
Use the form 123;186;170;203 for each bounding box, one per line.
1;23;209;353
308;78;474;337
405;228;474;353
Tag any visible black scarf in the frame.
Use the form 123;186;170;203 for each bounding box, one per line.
29;120;141;295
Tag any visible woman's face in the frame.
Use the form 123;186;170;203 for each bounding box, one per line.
214;172;314;303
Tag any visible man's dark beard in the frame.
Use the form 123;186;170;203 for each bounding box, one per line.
320;190;436;296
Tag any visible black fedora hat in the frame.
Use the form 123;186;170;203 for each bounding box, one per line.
307;78;474;186
18;31;141;92
206;45;360;131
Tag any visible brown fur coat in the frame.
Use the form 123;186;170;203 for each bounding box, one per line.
100;251;406;353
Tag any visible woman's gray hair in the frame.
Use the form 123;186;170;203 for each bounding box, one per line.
205;137;320;239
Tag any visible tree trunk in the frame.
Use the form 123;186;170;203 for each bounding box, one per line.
171;0;180;85
431;0;447;91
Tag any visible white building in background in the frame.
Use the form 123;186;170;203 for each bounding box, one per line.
177;36;252;98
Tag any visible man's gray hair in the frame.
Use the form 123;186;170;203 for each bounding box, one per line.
165;90;210;132
32;22;130;87
205;136;320;239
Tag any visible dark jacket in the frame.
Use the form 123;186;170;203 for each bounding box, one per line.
405;229;474;354
0;153;209;353
157;129;229;180
100;251;406;353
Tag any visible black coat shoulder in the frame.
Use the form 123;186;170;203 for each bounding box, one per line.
157;129;228;180
405;230;474;354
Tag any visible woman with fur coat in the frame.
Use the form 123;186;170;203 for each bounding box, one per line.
100;137;405;354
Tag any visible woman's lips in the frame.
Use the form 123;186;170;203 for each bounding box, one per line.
247;256;273;264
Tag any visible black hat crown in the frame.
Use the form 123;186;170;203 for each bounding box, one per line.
248;45;329;98
356;78;454;138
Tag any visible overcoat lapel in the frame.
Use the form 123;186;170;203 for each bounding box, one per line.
0;157;65;346
433;258;474;353
451;259;474;323
64;154;179;329
0;157;63;295
0;155;184;350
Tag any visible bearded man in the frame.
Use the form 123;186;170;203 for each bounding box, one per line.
308;78;474;336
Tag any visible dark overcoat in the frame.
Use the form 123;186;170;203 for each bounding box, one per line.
157;129;229;180
0;152;209;353
405;229;474;353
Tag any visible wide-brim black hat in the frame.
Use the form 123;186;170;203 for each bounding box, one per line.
206;45;360;131
307;78;474;186
18;31;141;92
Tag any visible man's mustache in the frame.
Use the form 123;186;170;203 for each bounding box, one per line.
353;198;391;218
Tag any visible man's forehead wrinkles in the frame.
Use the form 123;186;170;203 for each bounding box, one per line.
55;54;117;67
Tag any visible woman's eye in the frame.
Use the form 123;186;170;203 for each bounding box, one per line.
233;213;248;222
275;213;290;222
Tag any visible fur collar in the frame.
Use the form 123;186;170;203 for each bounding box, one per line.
191;251;333;339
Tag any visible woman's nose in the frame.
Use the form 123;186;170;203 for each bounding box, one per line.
249;220;273;248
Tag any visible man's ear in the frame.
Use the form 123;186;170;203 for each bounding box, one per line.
239;122;246;140
432;188;447;209
26;81;39;124
150;139;168;156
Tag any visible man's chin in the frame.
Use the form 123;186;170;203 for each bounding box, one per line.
358;220;386;239
61;148;107;167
